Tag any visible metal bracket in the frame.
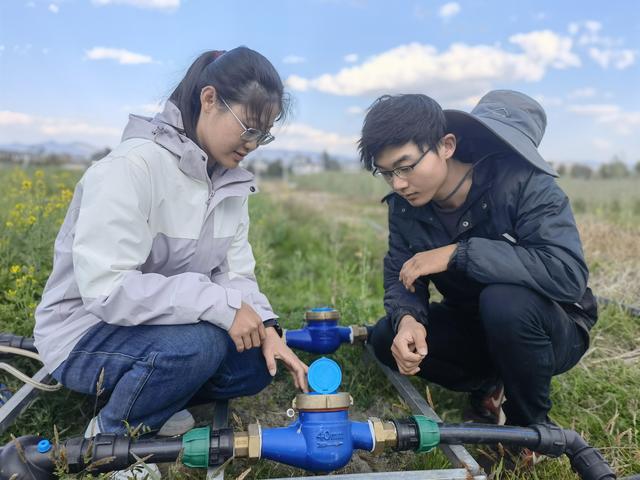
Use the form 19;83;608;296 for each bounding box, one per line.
0;367;51;435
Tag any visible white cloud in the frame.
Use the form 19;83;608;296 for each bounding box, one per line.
344;53;358;63
48;3;59;13
42;48;50;55
533;94;563;108
0;111;34;125
509;30;580;69
270;123;357;156
85;47;153;65
13;44;32;55
286;75;310;91
0;110;121;142
568;103;621;116
568;22;580;35
92;0;179;9
568;20;636;69
140;103;164;115
588;47;636;69
568;87;596;98
286;31;580;103
438;2;460;20
592;138;612;150
346;106;364;115
568;103;640;135
283;55;306;64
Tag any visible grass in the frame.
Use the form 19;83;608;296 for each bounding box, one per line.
1;166;639;479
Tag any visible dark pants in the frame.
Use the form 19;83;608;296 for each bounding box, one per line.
369;284;588;426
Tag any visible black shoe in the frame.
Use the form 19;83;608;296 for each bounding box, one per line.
463;381;505;425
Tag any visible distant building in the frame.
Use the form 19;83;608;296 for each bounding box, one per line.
290;155;323;175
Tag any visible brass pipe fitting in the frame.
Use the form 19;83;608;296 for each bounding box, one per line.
233;424;261;459
304;309;340;322
292;392;353;411
369;417;398;454
233;431;248;458
350;325;369;342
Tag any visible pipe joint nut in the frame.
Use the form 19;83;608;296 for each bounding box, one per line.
369;417;397;454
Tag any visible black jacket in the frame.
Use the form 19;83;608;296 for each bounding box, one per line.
383;153;598;335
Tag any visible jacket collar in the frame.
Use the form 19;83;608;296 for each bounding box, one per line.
121;101;255;189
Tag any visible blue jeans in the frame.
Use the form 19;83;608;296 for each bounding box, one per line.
52;321;272;434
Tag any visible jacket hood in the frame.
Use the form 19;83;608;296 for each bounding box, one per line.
121;100;254;185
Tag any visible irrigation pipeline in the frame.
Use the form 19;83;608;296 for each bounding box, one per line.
2;417;640;479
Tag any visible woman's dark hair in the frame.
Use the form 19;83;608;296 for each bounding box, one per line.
358;94;446;171
170;46;290;142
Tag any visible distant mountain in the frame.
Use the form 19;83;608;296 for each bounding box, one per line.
246;148;359;167
0;141;105;161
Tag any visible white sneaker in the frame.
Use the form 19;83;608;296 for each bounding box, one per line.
109;463;161;480
84;409;195;438
83;410;194;479
157;409;195;437
84;415;101;439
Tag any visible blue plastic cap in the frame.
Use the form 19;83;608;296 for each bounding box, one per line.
308;357;342;394
37;439;52;453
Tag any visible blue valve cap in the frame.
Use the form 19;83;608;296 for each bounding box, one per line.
308;357;342;394
37;439;52;453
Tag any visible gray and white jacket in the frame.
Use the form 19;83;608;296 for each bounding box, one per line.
34;101;275;373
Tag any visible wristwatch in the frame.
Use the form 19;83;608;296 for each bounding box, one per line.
263;318;283;337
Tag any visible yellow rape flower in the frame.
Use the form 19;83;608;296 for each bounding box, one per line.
10;265;21;274
27;215;37;225
22;180;32;190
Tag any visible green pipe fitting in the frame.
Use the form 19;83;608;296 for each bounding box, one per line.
182;426;210;468
413;415;440;453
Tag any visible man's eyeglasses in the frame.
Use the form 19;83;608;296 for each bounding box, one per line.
372;148;431;182
219;97;275;146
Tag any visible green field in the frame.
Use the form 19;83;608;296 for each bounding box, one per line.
1;167;639;479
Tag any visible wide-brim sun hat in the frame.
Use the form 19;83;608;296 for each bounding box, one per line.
444;90;558;177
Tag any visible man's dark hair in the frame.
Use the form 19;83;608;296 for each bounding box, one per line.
358;94;446;171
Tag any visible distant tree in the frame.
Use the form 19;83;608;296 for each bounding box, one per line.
598;155;629;179
556;164;567;176
265;159;284;178
90;147;112;162
45;153;71;165
634;160;640;176
570;163;593;180
321;150;341;171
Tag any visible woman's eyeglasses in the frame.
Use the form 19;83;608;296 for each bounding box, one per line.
220;97;275;146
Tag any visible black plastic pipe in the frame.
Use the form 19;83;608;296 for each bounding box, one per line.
439;423;542;449
436;423;618;480
64;434;184;472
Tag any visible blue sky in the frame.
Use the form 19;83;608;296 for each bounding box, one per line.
1;0;638;165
